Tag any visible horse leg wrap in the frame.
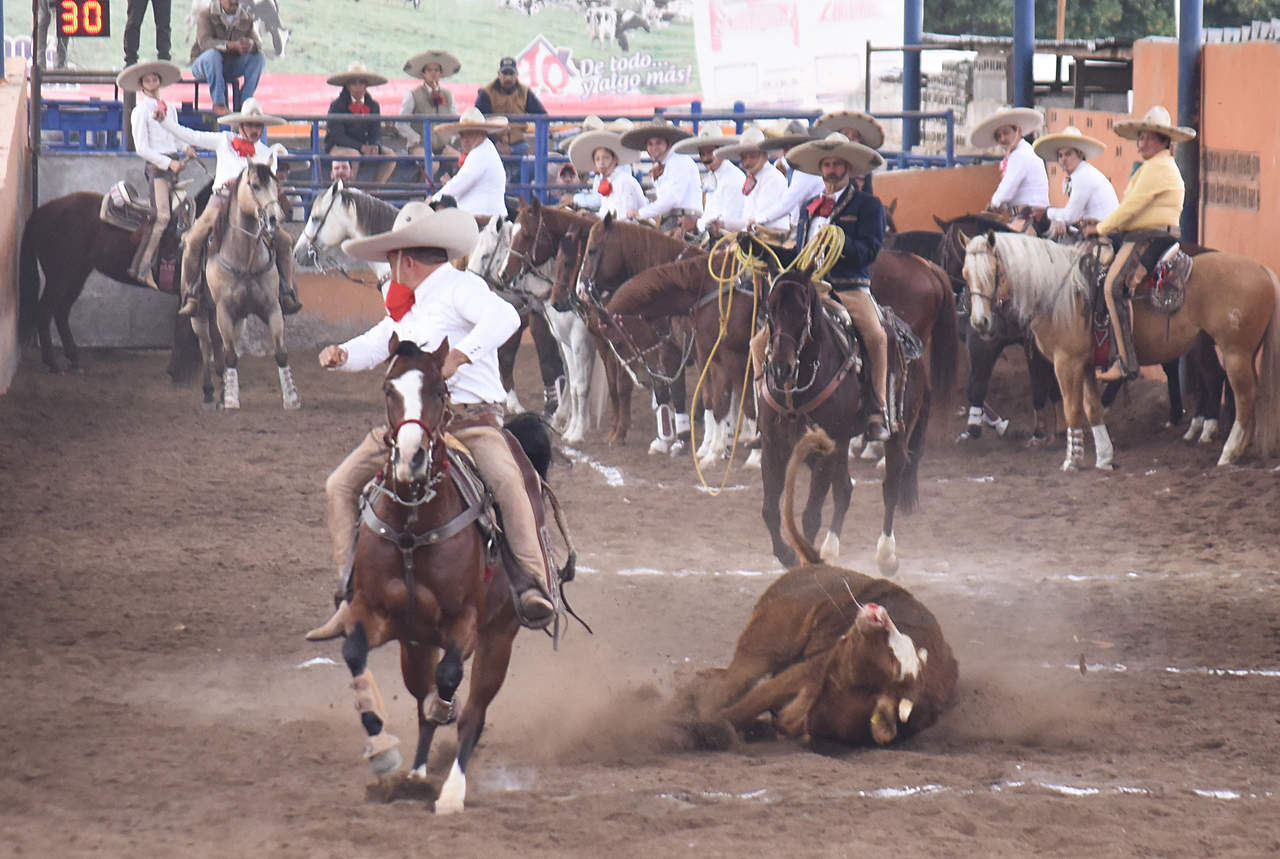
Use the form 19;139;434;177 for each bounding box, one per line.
352;670;388;722
426;692;456;726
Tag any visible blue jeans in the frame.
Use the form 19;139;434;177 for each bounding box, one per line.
190;48;265;107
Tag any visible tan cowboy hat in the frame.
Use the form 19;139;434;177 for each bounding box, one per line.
558;116;634;153
217;98;286;127
327;62;388;88
671;126;739;155
786;132;884;177
713;127;771;162
403;49;461;79
1032;125;1105;162
434;106;510;138
618;118;691;151
1113;105;1197;143
969;106;1044;149
758;118;815;151
116;60;181;92
567;131;639;175
342;202;479;262
813;110;885;150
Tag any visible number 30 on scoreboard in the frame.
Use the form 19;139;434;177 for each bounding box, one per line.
58;0;111;38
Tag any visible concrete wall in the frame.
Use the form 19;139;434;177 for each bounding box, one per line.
1;59;32;394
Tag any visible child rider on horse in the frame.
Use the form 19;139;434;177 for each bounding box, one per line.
306;202;558;641
160;98;302;317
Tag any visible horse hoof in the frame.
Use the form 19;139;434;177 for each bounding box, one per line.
742;450;761;470
283;396;302;411
367;745;403;777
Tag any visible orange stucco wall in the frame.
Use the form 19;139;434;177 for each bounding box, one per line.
1;59;32;395
875;163;1002;232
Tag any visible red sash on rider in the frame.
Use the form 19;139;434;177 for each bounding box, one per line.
348;102;371;115
806;195;835;219
385;281;415;322
231;137;256;158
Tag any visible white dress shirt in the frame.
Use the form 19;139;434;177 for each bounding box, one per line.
1046;159;1119;225
753;157;825;232
336;263;519;404
161;115;277;189
593;164;647;220
433;137;507;218
721;162;790;232
989;138;1050;209
132;94;186;170
637;150;702;219
696;159;746;231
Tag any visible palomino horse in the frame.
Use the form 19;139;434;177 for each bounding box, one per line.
963;231;1280;467
19;186;208;379
759;252;957;574
193;163;300;410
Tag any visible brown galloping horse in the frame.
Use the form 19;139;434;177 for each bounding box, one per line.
758;249;957;574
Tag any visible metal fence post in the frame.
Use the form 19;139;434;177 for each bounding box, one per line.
732;100;744;134
945;109;955;166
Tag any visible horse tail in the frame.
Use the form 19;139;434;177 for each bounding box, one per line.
783;427;834;566
1254;266;1280;458
18;214;44;344
926;260;959;410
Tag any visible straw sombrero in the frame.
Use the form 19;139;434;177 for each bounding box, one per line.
759;118;814;151
813;110;885;150
434;106;509;137
403;50;461;79
567;131;640;175
671;126;739;156
326;62;388;88
1032;125;1105;162
342;202;479;262
969;106;1044;149
713;127;771;162
1113;105;1196;143
217;98;286;127
619;118;691;150
116;60;181;92
786;132;884;177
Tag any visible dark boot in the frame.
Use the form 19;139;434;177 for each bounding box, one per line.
866;411;891;442
177;287;201;317
279;282;303;315
518;588;554;630
1112;298;1139;380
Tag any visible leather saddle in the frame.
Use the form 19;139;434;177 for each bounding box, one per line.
99;180;193;232
821;293;922;431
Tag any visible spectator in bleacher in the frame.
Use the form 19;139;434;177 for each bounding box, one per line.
330;159;355;185
118;60;192;290
755;119;824;240
715;127;791;237
429;107;510;222
619;118;701;235
813;110;885;192
160;98;301;316
324;62;396;185
189;0;265;117
400;50;461;162
36;0;70;69
123;0;172;68
566;127;644;220
474;56;547;182
670;126;744;238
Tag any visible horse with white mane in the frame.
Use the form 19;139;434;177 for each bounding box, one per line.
962;231;1280;469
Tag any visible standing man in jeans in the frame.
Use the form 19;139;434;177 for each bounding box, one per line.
123;0;172;67
189;0;265;116
474;56;547;183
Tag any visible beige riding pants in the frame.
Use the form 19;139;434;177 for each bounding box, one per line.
135;170;174;279
1102;240;1140;372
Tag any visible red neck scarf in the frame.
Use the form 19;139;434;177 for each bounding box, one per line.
598;178;614;196
429;88;445;108
384;280;415;322
231;136;256;158
348;101;371;115
742;174;757;195
806;194;836;219
457;150;467;169
649;161;664;181
999;153;1010;174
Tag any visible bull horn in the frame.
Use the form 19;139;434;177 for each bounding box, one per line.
898;698;914;723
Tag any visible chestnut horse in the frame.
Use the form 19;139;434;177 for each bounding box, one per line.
963;231;1280;467
758;250;957;574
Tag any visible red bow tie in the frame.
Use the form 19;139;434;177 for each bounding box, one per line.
649;162;664;180
348;102;371;115
743;174;757;195
231;137;256;158
456;150;467;169
806;195;836;219
598;178;613;197
154;98;168;117
999;154;1009;175
429;89;445;108
384;280;415;322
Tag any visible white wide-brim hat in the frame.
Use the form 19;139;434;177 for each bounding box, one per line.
327;61;388;88
403;50;461;79
619;118;692;151
1113;105;1197;143
813;110;885;150
435;106;509;137
567;131;639;175
217;98;286;127
117;60;181;92
671;126;740;155
342;202;480;262
786;132;884;177
713;127;770;161
1032;125;1105;162
759;118;815;151
969;106;1044;149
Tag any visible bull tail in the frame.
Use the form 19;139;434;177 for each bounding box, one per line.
927;260;959;415
18;216;43;345
1254;266;1280;458
783;427;834;565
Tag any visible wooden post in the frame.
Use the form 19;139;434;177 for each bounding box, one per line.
1056;0;1066;40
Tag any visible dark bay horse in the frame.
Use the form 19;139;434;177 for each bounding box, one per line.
759;250;957;574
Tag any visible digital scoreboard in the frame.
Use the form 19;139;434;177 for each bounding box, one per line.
57;0;111;38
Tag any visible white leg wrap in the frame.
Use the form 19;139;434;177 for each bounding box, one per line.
695;409;716;457
819;531;840;562
223;367;240;410
1200;418;1219;444
279;365;301;410
876;532;899;577
1062;428;1084;471
1183;415;1204;443
435;760;467;815
967;405;983;428
1091;424;1114;470
743;449;761;470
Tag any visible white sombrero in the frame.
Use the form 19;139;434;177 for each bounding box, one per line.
786;132;884;177
713;127;772;162
618;118;691;150
1032;125;1105;162
567;131;639;175
116;60;181;92
434;106;509;137
403;50;461;79
342;202;479;262
671;126;739;155
813;110;885;150
759;118;815;151
217;98;286;127
326;62;388;88
969;106;1044;149
1113;105;1197;143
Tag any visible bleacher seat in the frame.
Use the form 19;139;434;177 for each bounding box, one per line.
41;98;125;151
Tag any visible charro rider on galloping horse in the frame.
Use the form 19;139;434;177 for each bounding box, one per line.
306;202;558;641
161;98;302;317
973;106;1050;231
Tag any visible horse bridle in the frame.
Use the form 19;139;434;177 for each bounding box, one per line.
765;280;819;393
962;242;1010;318
504;210;552;289
376;415;446;507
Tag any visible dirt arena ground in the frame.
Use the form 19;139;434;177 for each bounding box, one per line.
2;337;1278;858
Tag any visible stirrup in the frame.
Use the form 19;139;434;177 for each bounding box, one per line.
177;293;200;317
518;589;554;630
305;599;351;641
279;290;303;315
866;413;890;442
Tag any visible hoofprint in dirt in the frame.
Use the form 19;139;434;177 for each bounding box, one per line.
1;346;1278;858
